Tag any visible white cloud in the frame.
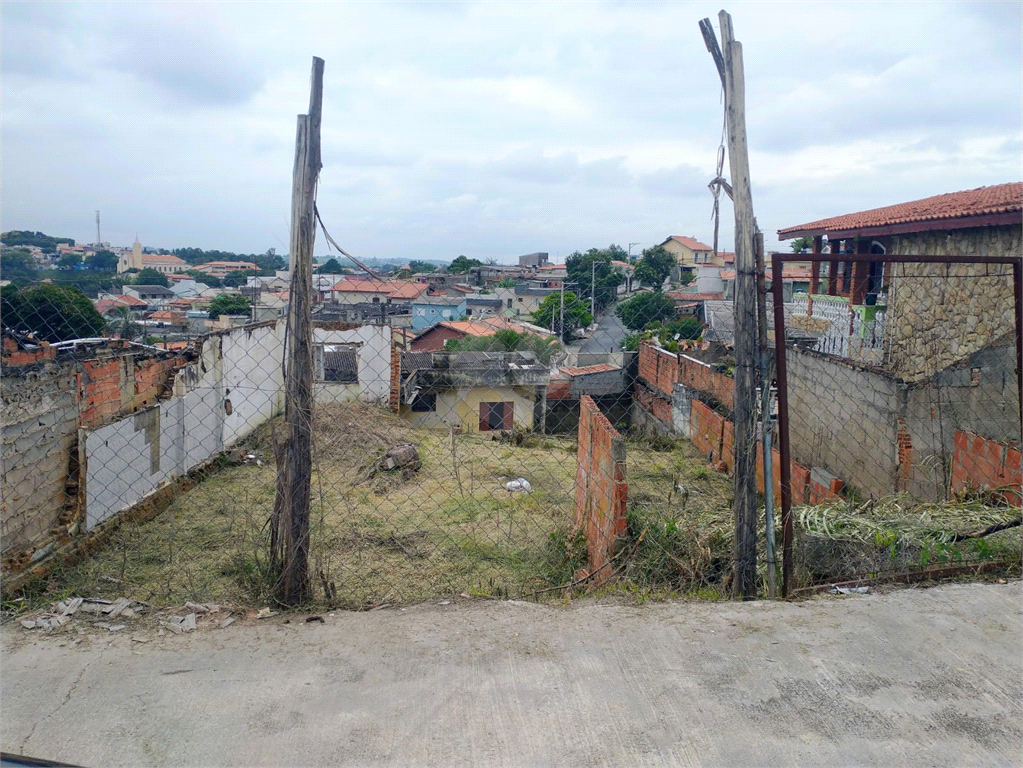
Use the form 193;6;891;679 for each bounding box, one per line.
1;1;1019;260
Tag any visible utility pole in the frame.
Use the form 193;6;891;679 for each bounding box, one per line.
95;210;101;246
590;260;597;319
559;279;565;341
272;56;323;606
701;11;759;600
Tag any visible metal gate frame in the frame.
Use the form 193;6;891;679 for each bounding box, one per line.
770;252;1023;597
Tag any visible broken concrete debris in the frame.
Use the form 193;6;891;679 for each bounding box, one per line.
379;443;421;472
18;596;238;638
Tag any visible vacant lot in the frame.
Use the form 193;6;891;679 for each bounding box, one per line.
31;403;732;609
14;402;1018;611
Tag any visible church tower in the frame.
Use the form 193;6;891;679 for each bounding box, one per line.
117;236;145;274
132;237;143;270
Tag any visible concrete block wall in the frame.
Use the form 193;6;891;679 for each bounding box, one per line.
574;396;627;583
3;322;286;571
1;366;80;556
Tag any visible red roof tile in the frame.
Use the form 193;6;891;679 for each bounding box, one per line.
778;183;1023;239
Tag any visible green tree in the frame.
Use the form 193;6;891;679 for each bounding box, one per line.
58;252;81;269
633;245;675;290
86;250;118;271
134;268;170;287
207;293;251;318
1;230;74;252
565;246;624;314
448;255;482;274
317;257;345;274
497;277;518;288
106;305;142;341
223;269;259;288
615;291;677;331
531;291;592;343
1;284;106;342
408;260;436;274
444;329;562;365
0;248;37;284
790;236;814;254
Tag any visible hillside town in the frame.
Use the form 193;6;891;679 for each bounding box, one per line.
1;3;1020;766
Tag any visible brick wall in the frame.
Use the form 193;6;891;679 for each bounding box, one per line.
574;396;627;584
951;430;1022;505
2;343;185;566
632;381;673;424
678;355;734;410
639;342;734;411
389;342;401;413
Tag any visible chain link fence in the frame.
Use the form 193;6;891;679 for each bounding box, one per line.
3;269;747;613
773;254;1022;594
4;251;1018;613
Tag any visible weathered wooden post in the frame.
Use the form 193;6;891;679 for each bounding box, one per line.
702;11;759;599
272;56;323;606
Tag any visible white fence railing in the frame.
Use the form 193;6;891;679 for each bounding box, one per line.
790;295;886;364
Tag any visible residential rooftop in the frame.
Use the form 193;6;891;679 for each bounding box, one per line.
778;182;1023;240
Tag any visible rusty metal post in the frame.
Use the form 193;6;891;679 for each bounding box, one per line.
771;252;794;597
1014;259;1023;445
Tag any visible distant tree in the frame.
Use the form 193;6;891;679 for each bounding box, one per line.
0;249;37;284
615;291;676;331
531;291;593;343
1;284;105;341
207;293;251;318
497;277;518;288
448;255;482;274
0;230;74;252
223;269;260;288
317;257;345;274
106;305;142;341
566;246;624;314
790;236;814;254
407;260;436;274
444;329;562;365
86;249;118;271
58;253;81;269
633;245;674;290
134;268;169;287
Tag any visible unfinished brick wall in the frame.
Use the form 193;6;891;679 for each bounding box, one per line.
389;342;401;413
639;342;734;411
678;354;733;410
692;400;813;503
951;430;1022;505
2;343;185;565
633;381;673;424
575;395;627;583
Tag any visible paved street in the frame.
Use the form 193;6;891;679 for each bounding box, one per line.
2;582;1020;767
577;305;629;357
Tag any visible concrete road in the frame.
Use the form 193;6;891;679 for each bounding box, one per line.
2;582;1020;767
577;307;628;356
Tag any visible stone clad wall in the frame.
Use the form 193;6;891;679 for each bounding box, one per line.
885;226;1019;380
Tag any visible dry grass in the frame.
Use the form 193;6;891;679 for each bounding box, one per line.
20;403;1019;609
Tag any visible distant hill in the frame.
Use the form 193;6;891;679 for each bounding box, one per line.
1;230;75;252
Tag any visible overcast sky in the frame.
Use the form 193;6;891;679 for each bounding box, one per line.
2;1;1020;264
